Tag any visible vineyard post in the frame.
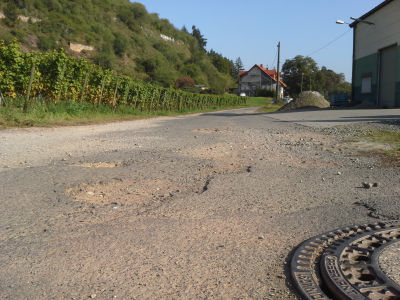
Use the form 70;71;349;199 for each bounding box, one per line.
79;71;89;103
113;78;119;109
0;90;4;106
148;90;155;112
55;62;66;104
98;75;106;106
23;62;36;113
123;81;131;104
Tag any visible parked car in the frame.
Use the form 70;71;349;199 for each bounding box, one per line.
283;97;293;104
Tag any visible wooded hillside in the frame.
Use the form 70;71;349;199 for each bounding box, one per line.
0;0;236;93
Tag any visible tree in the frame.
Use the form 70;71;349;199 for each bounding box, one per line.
282;55;351;97
4;2;19;26
208;49;235;76
175;77;195;89
333;82;352;98
234;57;244;72
317;66;345;95
113;32;128;57
191;25;207;51
232;57;244;79
282;55;319;96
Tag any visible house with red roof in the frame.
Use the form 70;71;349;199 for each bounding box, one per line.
239;64;287;97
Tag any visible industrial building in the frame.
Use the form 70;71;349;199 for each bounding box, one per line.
350;0;400;107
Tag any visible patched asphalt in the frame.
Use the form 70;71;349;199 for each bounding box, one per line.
1;107;399;299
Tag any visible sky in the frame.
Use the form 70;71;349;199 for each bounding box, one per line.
137;0;384;82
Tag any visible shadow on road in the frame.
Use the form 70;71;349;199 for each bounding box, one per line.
202;112;268;117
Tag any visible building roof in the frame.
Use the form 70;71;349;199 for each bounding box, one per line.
239;64;287;87
350;0;394;27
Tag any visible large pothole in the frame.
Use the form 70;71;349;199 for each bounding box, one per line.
67;178;176;206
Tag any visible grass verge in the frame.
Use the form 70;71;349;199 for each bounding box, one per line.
361;130;400;164
247;97;283;113
0;96;271;129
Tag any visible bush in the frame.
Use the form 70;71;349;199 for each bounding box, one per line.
113;33;128;57
256;88;276;98
38;36;56;51
175;77;195;89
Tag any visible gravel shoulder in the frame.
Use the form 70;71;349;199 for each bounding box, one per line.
1;108;399;299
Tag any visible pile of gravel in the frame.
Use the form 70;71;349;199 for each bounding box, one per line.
279;91;330;111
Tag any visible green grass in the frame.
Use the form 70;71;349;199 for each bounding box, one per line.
245;97;283;112
0;96;261;129
362;130;400;145
362;130;400;163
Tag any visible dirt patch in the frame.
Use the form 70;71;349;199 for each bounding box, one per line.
340;138;400;167
67;178;175;206
74;162;123;168
191;128;231;133
181;143;247;174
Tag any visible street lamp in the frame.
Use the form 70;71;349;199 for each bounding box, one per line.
336;18;375;26
336;20;349;25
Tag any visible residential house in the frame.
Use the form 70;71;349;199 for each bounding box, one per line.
350;0;400;107
239;64;287;97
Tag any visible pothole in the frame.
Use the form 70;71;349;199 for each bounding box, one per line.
290;221;400;299
74;162;123;168
67;178;175;206
191;128;231;133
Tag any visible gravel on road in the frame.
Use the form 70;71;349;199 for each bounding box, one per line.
1;108;399;299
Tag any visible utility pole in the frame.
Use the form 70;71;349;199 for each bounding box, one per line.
275;41;281;101
301;72;304;93
309;76;312;91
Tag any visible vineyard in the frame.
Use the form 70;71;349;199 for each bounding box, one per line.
0;41;245;115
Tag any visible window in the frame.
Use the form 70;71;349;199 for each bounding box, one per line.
361;73;372;94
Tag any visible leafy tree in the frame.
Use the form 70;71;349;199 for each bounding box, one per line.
333;82;352;98
175;77;195;89
131;3;147;20
208;49;235;76
38;35;56;51
282;55;319;96
113;32;128;57
191;25;207;51
282;55;350;97
136;57;158;75
318;66;345;95
4;2;19;26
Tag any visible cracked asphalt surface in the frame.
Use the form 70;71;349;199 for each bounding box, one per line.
1;107;399;299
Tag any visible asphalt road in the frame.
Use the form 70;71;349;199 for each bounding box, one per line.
1;108;399;299
269;108;400;128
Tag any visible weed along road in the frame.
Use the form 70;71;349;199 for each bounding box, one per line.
1;107;400;299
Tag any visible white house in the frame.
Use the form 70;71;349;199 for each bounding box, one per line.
239;64;287;97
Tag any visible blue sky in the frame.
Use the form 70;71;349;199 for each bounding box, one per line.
138;0;384;82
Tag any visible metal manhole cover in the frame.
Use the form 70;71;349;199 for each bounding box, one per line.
290;221;400;299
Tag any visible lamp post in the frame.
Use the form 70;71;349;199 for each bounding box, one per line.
336;18;375;26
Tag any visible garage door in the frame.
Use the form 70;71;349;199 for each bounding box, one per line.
379;45;397;108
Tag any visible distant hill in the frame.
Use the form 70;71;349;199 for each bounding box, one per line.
0;0;236;93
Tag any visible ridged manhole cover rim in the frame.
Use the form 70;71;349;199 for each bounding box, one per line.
290;221;400;300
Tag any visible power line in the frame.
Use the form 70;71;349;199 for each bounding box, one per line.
306;28;351;57
271;50;278;69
